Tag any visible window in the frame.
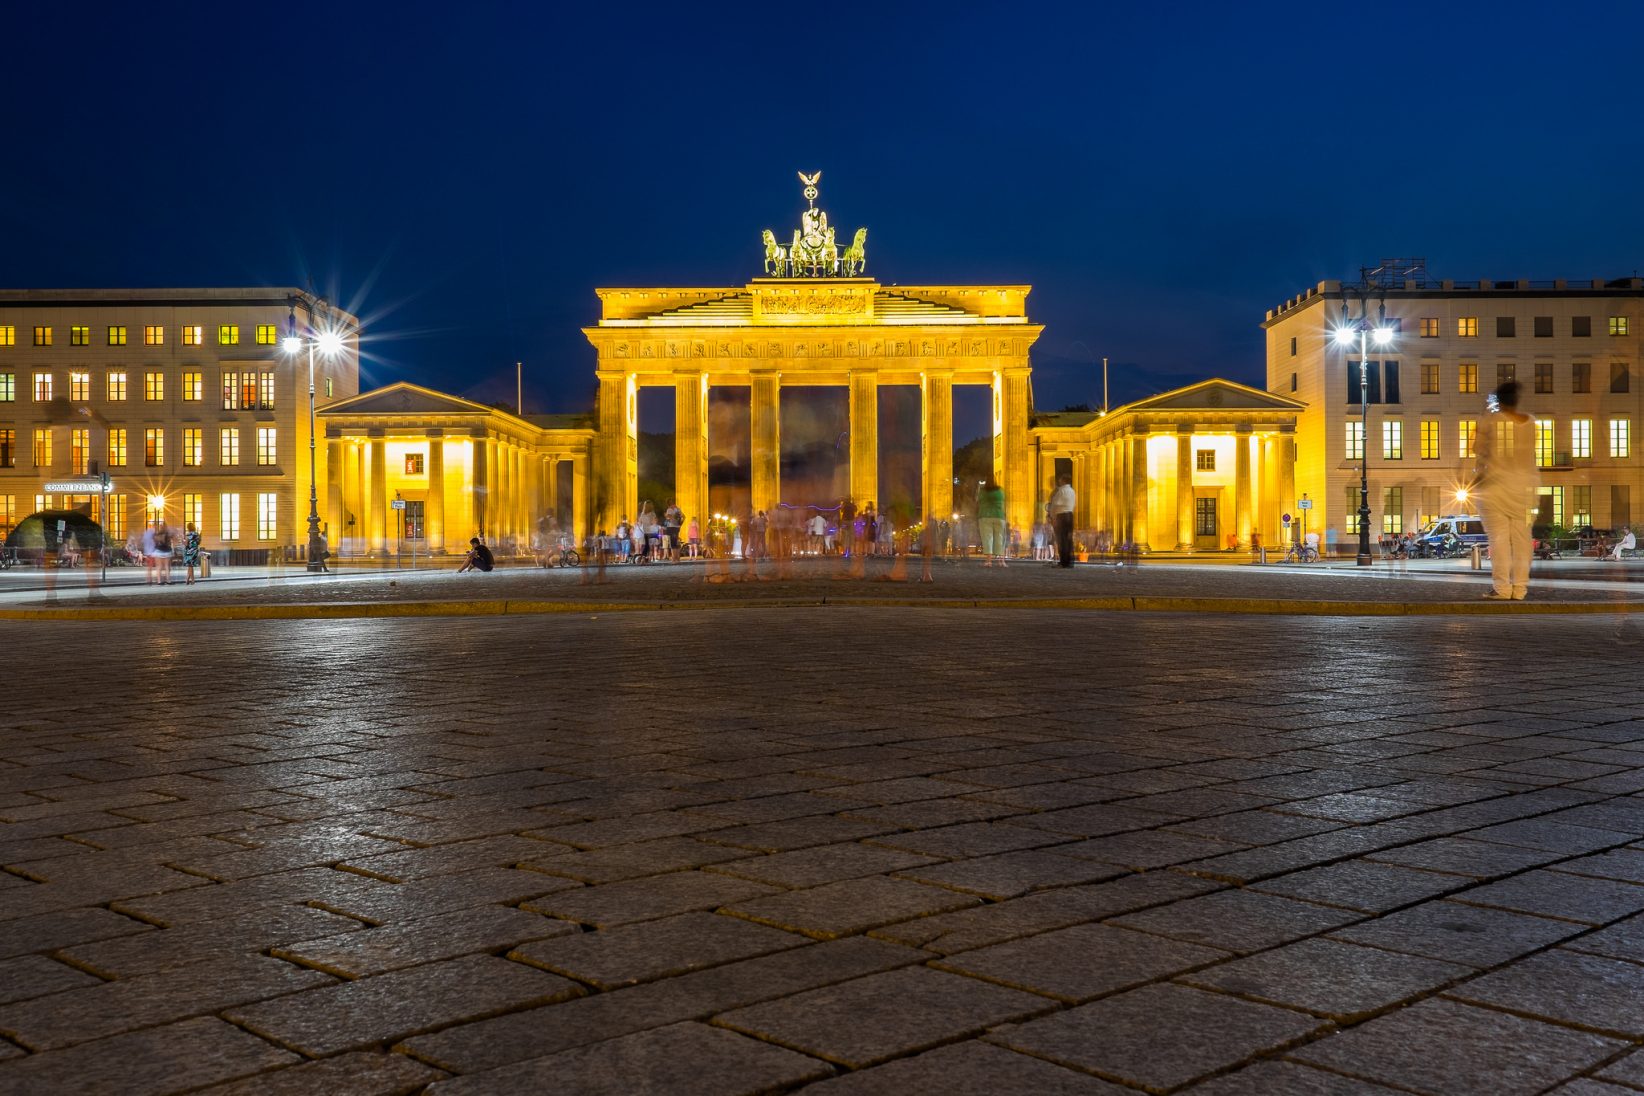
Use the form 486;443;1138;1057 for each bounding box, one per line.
1535;362;1553;394
1419;318;1440;338
70;325;89;346
1538;486;1564;527
69;428;89;474
144;428;164;466
1573;485;1593;527
33;428;52;468
1383;361;1401;403
325;377;333;398
108;428;126;467
33;326;51;347
1382;487;1403;534
220;494;241;541
1420;362;1439;394
219;427;240;466
1573;362;1591;393
1459;363;1477;394
256;427;277;466
1289;372;1297;393
1194;497;1217;537
181;325;201;346
144;325;164;346
1460;419;1478;458
241;373;258;410
1573;316;1592;337
33;372;51;400
1572;418;1592;460
1420;420;1440;460
1195;449;1215;471
405;453;425;475
0;325;12;346
1345;362;1383;403
69;371;89;401
1497;363;1516;386
1344;421;1364;460
1289;336;1297;357
256;492;278;540
1534;316;1553;338
0;374;10;402
1611;316;1630;337
144;371;164;401
256;324;278;346
1344;485;1363;534
107;325;127;346
404;500;425;539
218;324;239;346
1496;317;1515;338
107;371;127;401
1611;418;1631;459
258;371;276;409
0;495;13;540
1457;317;1477;337
1612;362;1631;394
182;371;202;402
0;429;12;468
1382;421;1403;460
221;371;240;410
183;428;203;467
1535;419;1555;468
183;494;202;534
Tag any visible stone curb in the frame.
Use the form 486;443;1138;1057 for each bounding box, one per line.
2;594;1641;623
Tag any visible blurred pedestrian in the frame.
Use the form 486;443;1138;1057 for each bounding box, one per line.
182;522;202;585
1476;379;1538;599
977;475;1007;567
1048;473;1076;568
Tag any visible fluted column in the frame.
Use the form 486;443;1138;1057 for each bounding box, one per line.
1175;430;1194;551
427;437;445;553
546;456;561;527
473;434;490;537
751;371;781;513
1277;432;1297;543
1130;434;1149;550
326;438;344;541
1073;452;1091;529
368;436;387;554
1235;427;1253;548
849;371;877;509
999;369;1032;532
674;373;708;530
571;453;588;542
595;370;635;534
922;370;953;521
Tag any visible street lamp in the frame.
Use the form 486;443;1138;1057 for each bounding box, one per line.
285;299;346;574
1333;301;1395;566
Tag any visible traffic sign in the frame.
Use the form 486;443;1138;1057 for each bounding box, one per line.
1298;498;1313;510
390;499;407;510
1282;513;1292;524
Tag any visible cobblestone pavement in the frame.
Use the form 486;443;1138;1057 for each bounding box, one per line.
3;608;1644;1093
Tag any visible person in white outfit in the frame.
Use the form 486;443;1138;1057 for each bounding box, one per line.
1475;380;1539;600
1610;527;1636;561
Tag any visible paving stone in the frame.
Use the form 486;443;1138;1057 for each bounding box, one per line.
1365;835;1565;877
423;1020;833;1095
226;954;581;1057
838;795;1028;829
1564;910;1644;964
1330;897;1586;966
989;982;1327;1091
1453;868;1644;924
61;903;362;977
1551;847;1644;884
1166;809;1346;845
0;954;104;1004
716;966;1050;1068
867;820;1070;858
1445;947;1644;1037
705;841;941;888
521;870;775;928
725;875;981;939
193;1050;448;1095
1540;1079;1643;1096
1180;936;1469;1020
310;866;580;923
519;836;755;883
933;921;1226;1003
1251;859;1469;912
275;904;575;977
1110;888;1362;954
798;1039;1130;1094
0;1016;300;1096
509;910;809;988
1177;1059;1408;1094
892;848;1125;899
1464;818;1634;854
1055;827;1245;869
110;865;384;925
1597;1048;1644;1087
339;834;554;881
1291;997;1625;1095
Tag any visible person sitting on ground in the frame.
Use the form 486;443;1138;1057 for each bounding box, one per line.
1610;526;1636;561
458;537;495;573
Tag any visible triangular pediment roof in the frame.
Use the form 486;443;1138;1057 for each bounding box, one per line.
320;382;500;418
1121;378;1305;413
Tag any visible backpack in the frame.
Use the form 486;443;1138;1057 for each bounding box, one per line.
153;527;172;552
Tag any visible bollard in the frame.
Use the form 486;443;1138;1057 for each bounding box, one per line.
1470;544;1483;570
1257;546;1267;565
200;551;211;579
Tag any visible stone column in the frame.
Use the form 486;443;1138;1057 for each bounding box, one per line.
595;370;635;534
1235;426;1253;548
368;436;387;555
1073;452;1091;530
999;370;1033;533
571;452;588;543
674;373;708;529
513;443;527;536
1105;440;1118;534
473;434;490;537
325;437;344;541
1277;431;1297;543
921;370;953;521
1175;430;1194;551
1130;434;1150;550
427;436;445;553
546;456;561;527
849;371;877;509
751;371;781;513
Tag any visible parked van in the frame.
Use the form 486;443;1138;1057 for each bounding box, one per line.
1415;515;1487;553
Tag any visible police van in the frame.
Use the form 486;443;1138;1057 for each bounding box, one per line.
1414;515;1488;554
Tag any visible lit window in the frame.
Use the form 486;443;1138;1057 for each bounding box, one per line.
325;377;333;398
256;426;277;466
1344;421;1364;460
219;427;240;466
0;430;12;468
1420;420;1440;460
181;325;201;346
33;372;51;400
1459;363;1477;394
218;324;239;346
0;326;13;346
1535;419;1555;467
70;428;89;474
1538;486;1564;527
183;494;203;534
220;494;241;540
1457;317;1477;337
1573;362;1591;393
1611;418;1631;459
105;494;126;540
107;371;127;401
1195;449;1215;471
405;453;425;475
1573;485;1593;527
0;373;11;401
1460;420;1477;458
1382;421;1403;460
1419;318;1440;338
182;371;202;401
1534;362;1553;394
183;428;203;467
240;373;258;410
259;371;276;409
144;325;164;346
1611;316;1630;337
32;428;52;468
144;428;164;467
256;324;278;345
107;325;127;346
145;371;164;401
108;428;127;467
221;371;240;410
69;371;89;401
1382;487;1403;534
33;326;51;347
1420;362;1439;394
1572;418;1591;460
1344;486;1363;534
256;492;278;540
70;325;89;346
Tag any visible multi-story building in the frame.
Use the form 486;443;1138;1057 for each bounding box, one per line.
0;289;360;549
1264;271;1644;546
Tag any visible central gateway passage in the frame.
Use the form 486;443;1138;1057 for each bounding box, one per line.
778;387;847;511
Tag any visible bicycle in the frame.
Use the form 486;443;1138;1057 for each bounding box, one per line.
1281;542;1319;563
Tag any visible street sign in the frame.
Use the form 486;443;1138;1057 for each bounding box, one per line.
44;478;111;493
390;499;407;510
1282;513;1292;524
1298;498;1313;510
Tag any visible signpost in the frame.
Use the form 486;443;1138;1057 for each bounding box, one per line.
1297;493;1313;544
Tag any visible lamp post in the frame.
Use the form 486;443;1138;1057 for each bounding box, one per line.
1334;303;1395;566
284;299;345;574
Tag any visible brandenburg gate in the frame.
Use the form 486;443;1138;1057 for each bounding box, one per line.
584;173;1042;533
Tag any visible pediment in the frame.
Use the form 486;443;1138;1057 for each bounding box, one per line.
1125;378;1304;413
321;382;495;417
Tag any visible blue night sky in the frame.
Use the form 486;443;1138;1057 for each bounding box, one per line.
5;1;1643;436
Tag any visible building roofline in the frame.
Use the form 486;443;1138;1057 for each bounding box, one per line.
1264;277;1644;327
0;288;359;324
